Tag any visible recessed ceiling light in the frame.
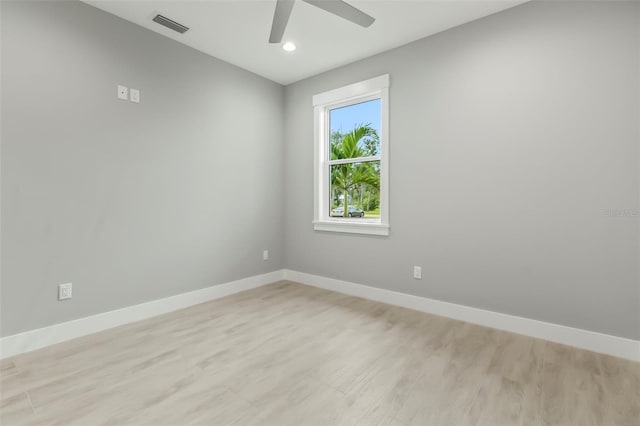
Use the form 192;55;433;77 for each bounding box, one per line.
282;42;296;52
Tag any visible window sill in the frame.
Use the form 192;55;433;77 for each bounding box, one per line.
313;220;390;236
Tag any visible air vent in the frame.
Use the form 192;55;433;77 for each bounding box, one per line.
152;14;189;34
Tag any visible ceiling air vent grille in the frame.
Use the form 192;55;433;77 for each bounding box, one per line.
152;14;189;34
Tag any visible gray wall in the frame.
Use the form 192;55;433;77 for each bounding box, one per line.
283;1;640;339
1;1;284;336
2;0;638;341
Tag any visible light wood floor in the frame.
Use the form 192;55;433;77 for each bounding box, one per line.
1;281;638;426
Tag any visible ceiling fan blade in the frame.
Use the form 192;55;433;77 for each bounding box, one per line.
302;0;375;28
269;0;295;43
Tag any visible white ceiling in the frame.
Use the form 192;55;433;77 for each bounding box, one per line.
84;0;528;85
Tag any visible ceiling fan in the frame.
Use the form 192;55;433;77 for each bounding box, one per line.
269;0;375;44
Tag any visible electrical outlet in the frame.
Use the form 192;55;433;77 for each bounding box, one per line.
413;266;422;280
117;85;128;100
263;250;269;261
130;88;140;103
58;283;72;300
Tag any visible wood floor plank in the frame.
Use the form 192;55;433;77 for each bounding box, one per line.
541;342;639;426
0;281;637;426
596;353;640;426
0;359;19;379
466;333;545;426
0;392;33;425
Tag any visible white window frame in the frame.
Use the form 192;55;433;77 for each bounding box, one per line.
312;74;390;236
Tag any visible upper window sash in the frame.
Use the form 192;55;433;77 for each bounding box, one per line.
323;92;384;164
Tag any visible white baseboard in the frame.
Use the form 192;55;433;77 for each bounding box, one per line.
283;269;640;362
3;269;638;362
0;270;285;359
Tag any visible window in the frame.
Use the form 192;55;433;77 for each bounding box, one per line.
313;75;389;236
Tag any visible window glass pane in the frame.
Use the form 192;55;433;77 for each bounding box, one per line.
330;161;380;219
330;99;381;160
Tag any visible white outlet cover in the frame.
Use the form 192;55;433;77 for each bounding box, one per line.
413;266;422;280
117;85;128;100
58;283;73;300
263;250;269;261
130;88;140;103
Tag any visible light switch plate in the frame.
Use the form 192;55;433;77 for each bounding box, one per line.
117;85;128;100
130;88;140;103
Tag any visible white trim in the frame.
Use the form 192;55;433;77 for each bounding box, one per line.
379;85;390;228
313;75;390;236
312;74;389;106
313;220;390;236
0;270;285;359
6;269;636;362
282;270;640;362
